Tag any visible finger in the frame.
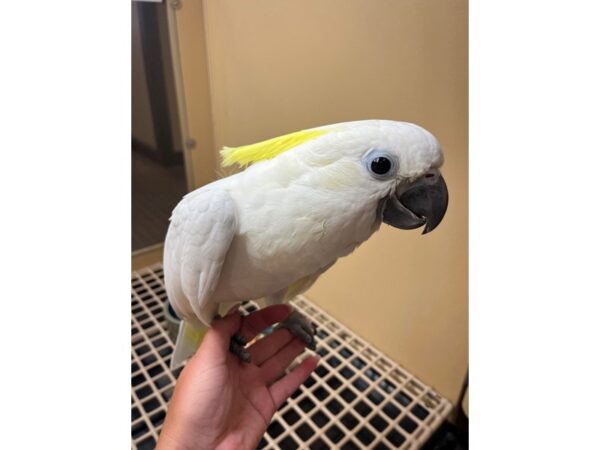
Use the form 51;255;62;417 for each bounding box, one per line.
196;308;244;360
236;304;292;344
248;328;294;366
210;309;243;338
269;356;320;410
260;337;307;385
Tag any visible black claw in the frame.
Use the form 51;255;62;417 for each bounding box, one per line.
232;333;248;346
229;337;251;363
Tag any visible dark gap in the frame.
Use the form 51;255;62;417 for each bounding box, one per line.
326;355;341;368
367;388;384;405
154;375;171;389
137;435;156;450
299;396;316;412
386;429;406;447
132;374;145;386
304;375;316;388
352;377;369;392
341;412;359;430
291;388;302;399
266;420;284;439
370;414;389;432
351;357;366;370
136;345;151;356
135;384;153;399
326;376;342;390
158;346;172;357
340;387;356;403
309;437;330;450
400;416;418;433
150;410;166;427
394;391;412;407
131;407;141;421
148;364;164;377
340;366;355;379
356;427;375;445
411;403;430;420
354;400;372;417
317;329;329;339
364;368;381;381
313;386;329;401
142;397;160;413
279;436;299;450
317;347;329;357
325;424;344;443
152;336;167;347
325;398;343;415
315;365;330;378
132;421;149;439
373;443;391;450
311;411;329;427
141;354;157;366
282;408;301;425
161;387;174;402
378;379;396;394
295;423;315;440
340;440;360;450
339;347;353;358
383;402;401;419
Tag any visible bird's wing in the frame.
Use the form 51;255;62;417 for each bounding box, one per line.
164;188;237;325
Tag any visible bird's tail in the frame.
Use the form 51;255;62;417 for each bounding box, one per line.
170;320;207;370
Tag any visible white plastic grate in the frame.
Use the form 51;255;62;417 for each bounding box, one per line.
132;263;452;449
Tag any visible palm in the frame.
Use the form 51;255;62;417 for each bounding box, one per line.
158;305;318;450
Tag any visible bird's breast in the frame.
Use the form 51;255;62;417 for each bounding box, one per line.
212;183;380;302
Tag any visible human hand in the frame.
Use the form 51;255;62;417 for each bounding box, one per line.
157;304;319;450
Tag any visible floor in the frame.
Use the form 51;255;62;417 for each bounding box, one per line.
131;150;187;251
132;263;456;450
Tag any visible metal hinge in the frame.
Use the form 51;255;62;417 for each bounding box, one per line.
170;0;182;10
185;138;196;150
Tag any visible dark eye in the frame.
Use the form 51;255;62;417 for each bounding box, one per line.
363;149;398;179
370;157;391;175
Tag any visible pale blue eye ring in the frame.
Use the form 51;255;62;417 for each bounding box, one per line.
363;149;398;179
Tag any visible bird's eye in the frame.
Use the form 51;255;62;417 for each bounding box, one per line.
371;157;391;175
364;150;398;179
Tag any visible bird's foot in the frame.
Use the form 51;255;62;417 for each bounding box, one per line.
229;333;251;363
277;310;317;350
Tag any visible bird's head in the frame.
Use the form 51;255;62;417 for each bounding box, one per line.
221;119;449;234
312;120;449;234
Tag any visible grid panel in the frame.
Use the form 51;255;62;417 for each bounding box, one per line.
132;263;452;449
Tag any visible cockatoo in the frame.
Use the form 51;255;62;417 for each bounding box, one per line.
164;120;448;368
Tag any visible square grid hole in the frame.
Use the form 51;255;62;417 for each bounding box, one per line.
132;264;451;449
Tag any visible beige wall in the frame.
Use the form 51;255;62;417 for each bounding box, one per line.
174;0;467;404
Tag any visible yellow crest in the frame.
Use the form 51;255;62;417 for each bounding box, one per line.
220;128;329;168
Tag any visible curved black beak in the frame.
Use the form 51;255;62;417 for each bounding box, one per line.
381;170;449;234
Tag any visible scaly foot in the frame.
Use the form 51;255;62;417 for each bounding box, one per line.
277;310;317;350
229;333;251;363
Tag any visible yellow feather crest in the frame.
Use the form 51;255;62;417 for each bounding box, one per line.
220;128;329;168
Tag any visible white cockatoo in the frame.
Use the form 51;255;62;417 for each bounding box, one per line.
164;120;448;368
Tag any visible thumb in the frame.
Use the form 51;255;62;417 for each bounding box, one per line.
210;305;242;345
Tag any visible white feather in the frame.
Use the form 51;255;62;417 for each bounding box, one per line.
164;120;444;326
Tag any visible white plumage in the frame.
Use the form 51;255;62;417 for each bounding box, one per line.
164;120;446;367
